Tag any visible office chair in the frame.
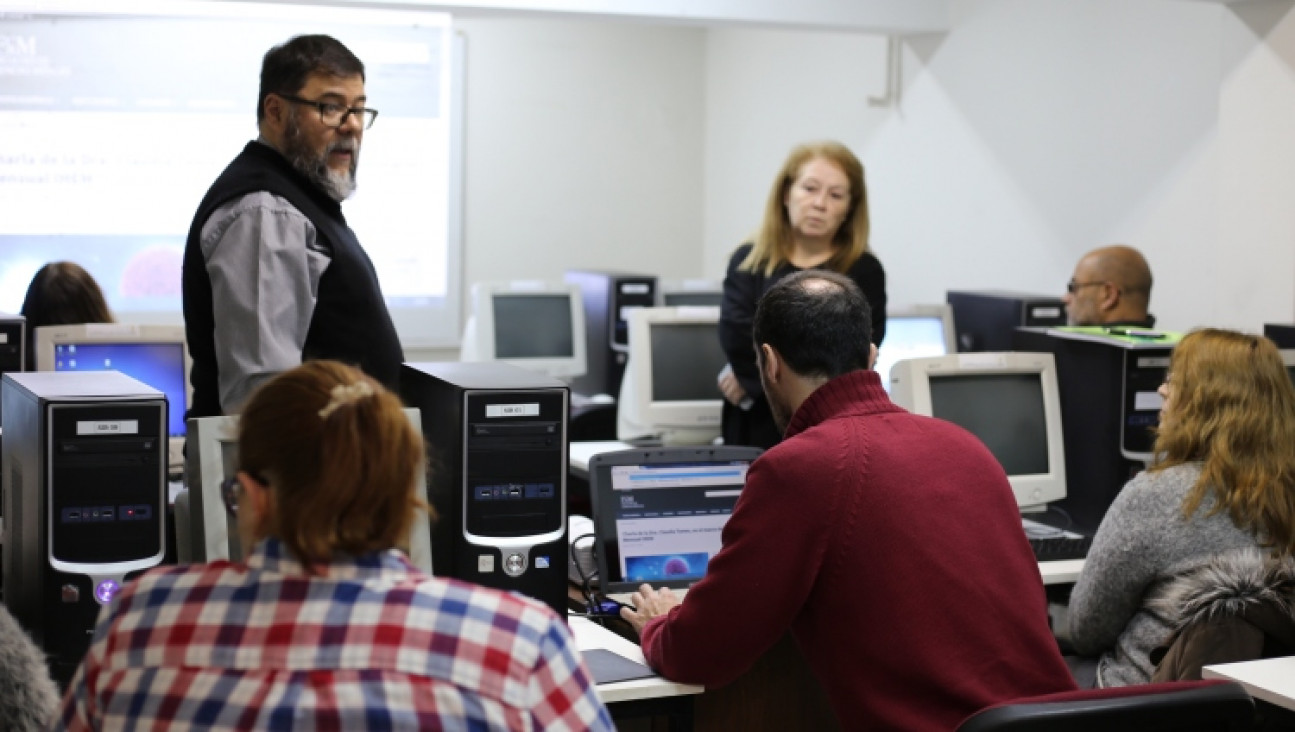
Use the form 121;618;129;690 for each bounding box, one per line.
956;679;1256;732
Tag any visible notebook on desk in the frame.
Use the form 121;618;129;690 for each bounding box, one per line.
588;445;762;597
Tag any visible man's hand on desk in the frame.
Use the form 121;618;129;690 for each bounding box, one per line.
619;583;682;635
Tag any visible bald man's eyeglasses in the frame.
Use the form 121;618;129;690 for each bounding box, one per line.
1066;279;1107;294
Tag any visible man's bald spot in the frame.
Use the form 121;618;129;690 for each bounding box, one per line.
1084;245;1152;298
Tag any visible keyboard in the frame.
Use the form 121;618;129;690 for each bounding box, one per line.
1028;534;1092;562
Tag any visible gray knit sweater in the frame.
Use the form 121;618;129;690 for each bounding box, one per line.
1068;462;1261;687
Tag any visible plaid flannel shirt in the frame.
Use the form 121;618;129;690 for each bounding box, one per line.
57;538;612;730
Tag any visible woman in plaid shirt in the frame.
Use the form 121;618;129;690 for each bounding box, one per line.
57;360;611;730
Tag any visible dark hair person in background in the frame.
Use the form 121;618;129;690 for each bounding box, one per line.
183;34;403;418
718;140;886;449
1068;329;1295;688
19;261;114;371
625;271;1072;730
58;361;612;729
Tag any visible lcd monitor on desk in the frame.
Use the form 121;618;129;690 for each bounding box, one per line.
460;281;588;382
617;306;728;447
34;323;191;475
890;352;1068;514
874;304;956;393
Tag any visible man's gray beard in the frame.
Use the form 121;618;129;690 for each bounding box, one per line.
282;114;359;202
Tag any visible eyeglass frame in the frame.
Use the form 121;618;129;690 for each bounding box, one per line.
220;473;266;517
1066;279;1109;295
276;93;379;130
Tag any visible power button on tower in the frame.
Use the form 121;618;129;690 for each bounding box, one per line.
503;552;526;577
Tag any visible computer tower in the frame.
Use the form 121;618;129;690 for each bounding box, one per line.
401;362;568;619
0;312;23;375
0;313;25;427
1013;328;1174;532
1265;323;1295;349
564;269;657;397
2;371;167;685
947;290;1068;352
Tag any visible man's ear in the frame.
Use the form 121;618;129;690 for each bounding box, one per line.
867;342;878;371
262;94;288;132
1099;281;1121;312
759;343;781;385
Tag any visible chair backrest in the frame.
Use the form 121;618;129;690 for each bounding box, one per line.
956;680;1255;732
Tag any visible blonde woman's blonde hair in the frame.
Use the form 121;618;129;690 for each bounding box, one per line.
741;141;870;276
1152;329;1295;555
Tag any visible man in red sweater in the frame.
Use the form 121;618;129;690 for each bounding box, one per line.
621;270;1075;729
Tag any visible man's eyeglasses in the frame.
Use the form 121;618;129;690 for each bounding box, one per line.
278;94;378;130
1066;279;1107;295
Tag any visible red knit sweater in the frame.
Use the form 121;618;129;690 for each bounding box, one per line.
640;369;1076;729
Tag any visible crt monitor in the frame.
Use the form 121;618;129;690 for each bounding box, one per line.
180;410;432;572
658;279;723;308
874;304;957;393
460;281;587;381
889;352;1068;513
617;306;727;446
34;323;190;473
1282;349;1295;386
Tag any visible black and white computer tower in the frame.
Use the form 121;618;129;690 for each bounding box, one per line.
1013;328;1174;533
401;362;568;619
2;371;167;684
947;290;1068;352
563;269;657;397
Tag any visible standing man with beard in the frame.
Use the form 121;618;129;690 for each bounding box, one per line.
183;34;402;418
620;270;1075;730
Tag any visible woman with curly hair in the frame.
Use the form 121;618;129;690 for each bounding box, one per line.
1068;328;1295;687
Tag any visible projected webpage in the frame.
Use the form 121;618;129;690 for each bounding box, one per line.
0;6;457;343
611;462;748;583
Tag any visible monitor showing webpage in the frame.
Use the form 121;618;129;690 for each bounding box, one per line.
602;460;749;591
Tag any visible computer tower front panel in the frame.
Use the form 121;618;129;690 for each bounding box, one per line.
459;389;566;613
2;372;166;686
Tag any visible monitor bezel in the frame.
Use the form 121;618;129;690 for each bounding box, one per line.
618;305;724;443
460;281;588;381
889;351;1067;512
657;278;723;308
875;304;957;388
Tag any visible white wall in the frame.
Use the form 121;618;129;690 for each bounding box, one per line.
702;0;1242;332
409;17;707;360
414;0;1295;360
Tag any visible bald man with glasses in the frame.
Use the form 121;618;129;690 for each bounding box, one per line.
1063;245;1155;328
183;34;402;419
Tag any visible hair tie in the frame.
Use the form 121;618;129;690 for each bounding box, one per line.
318;380;376;419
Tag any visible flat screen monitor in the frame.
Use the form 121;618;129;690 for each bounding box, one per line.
618;306;727;446
658;279;723;308
34;323;190;473
875;304;957;393
180;409;432;573
588;445;762;594
889;352;1067;512
460;281;587;381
